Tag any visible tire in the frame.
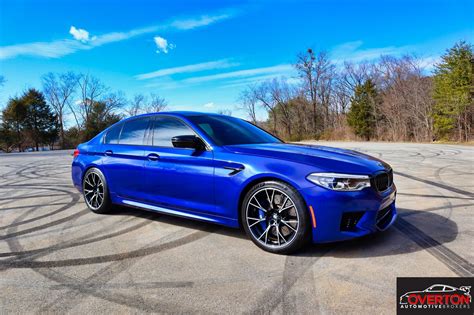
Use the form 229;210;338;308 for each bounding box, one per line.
82;167;112;214
241;180;310;254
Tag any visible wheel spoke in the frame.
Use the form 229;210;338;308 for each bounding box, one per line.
247;217;261;221
249;219;265;228
265;189;271;206
281;220;297;232
276;226;280;245
278;204;294;213
277;226;287;244
278;196;288;209
252;196;264;209
258;225;271;241
85;178;93;187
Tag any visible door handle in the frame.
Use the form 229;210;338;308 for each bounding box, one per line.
104;150;113;156
147;153;160;161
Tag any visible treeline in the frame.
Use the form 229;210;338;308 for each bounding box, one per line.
0;73;168;152
240;41;473;142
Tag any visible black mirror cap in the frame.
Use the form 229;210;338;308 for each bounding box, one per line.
171;135;206;150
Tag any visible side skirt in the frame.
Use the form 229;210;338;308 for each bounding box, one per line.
113;195;240;228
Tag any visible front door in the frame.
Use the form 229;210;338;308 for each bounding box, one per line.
143;116;215;215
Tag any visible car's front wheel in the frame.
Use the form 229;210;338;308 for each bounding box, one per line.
241;180;310;254
82;167;112;214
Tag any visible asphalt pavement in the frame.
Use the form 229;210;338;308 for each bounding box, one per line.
0;142;473;314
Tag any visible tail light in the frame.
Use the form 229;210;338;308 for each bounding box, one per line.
73;149;80;158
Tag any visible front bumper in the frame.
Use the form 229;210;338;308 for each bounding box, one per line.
299;184;397;243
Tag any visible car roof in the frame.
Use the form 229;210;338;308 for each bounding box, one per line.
129;111;227;119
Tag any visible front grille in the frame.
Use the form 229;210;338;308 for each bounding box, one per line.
372;170;393;192
340;212;364;231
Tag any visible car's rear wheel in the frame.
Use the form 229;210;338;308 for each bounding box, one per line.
82;168;112;214
241;181;310;254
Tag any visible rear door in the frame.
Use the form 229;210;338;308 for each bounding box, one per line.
143;116;215;214
101;116;151;200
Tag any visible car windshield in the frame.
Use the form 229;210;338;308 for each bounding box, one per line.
187;115;282;146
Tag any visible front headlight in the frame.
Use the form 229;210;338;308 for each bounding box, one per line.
307;173;371;191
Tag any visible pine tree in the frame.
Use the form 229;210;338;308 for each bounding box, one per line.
22;89;58;151
2;97;28;151
347;79;378;140
433;41;473;141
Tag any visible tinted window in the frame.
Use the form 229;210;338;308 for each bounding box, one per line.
119;117;150;145
429;286;444;291
186;115;281;146
152;117;195;147
104;122;123;144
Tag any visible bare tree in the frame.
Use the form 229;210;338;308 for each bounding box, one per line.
77;74;107;125
42;72;79;148
238;88;258;123
295;49;335;136
126;93;147;117
103;91;126;117
143;93;167;113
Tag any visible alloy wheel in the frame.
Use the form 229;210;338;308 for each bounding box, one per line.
83;171;105;210
245;187;299;248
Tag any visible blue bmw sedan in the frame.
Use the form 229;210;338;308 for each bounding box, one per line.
72;112;397;253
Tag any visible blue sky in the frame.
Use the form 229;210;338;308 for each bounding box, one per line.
0;0;472;122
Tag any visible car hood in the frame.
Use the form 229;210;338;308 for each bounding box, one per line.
223;143;390;175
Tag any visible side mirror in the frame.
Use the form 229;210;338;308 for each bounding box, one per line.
171;135;205;150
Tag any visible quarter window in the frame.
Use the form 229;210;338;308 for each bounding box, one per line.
104;122;123;144
119;117;150;145
152;117;195;147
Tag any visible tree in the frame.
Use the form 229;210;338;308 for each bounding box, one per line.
126;93;146;117
77;74;107;126
83;101;122;141
2;97;28;151
295;49;335;137
238;89;258;124
347;80;378;140
42;72;79;148
22;89;58;151
432;41;473;141
144;93;167;113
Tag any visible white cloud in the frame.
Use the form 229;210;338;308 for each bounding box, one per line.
69;26;93;43
0;11;235;60
182;64;294;84
331;40;408;63
135;59;239;80
0;40;86;59
203;102;214;108
418;55;440;72
154;36;175;54
171;14;231;30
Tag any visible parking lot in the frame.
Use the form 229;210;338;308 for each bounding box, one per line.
0;142;472;314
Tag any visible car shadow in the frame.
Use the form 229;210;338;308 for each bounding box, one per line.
108;205;249;240
298;207;459;258
108;205;459;258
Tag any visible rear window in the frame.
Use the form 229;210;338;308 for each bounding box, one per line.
119;117;150;145
104;123;123;144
